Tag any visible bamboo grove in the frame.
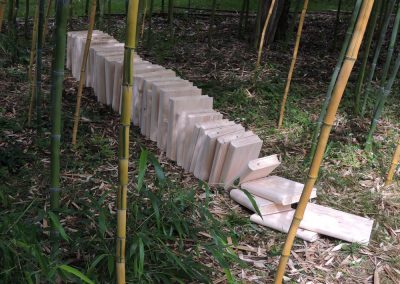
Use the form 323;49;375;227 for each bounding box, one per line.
1;0;400;282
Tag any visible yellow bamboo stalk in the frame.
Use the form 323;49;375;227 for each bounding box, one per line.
385;137;400;186
71;0;97;145
278;0;309;129
0;0;6;32
274;0;374;283
256;0;276;68
116;0;139;283
27;1;40;126
42;0;53;46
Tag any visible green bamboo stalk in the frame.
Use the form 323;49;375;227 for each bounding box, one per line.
360;0;395;116
208;0;217;48
254;0;263;49
284;0;301;47
365;51;400;151
49;0;69;243
42;0;53;46
354;0;382;114
308;0;363;162
71;0;97;145
332;0;342;50
116;0;139;282
35;0;45;134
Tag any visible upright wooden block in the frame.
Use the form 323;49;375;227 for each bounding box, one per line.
241;176;317;205
104;54;127;106
220;135;263;188
208;131;255;185
250;212;320;242
194;125;245;181
239;155;281;184
149;80;193;141
230;189;291;215
176;111;223;167
299;203;374;244
185;120;235;172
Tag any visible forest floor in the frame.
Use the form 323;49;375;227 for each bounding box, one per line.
1;11;400;283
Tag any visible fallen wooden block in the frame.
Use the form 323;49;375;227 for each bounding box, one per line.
194;125;245;181
241;176;317;205
149;79;193;141
186;120;235;172
208;131;255;185
300;203;374;244
230;189;291;215
220;135;263;188
239;155;281;184
176;111;223;167
250;212;320;242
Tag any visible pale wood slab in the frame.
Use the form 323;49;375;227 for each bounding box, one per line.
241;176;317;205
186;120;235;172
208;131;255;185
194;125;244;181
230;189;291;215
300;203;374;244
239;155;281;184
176;111;223;167
220;135;262;188
250;212;320;242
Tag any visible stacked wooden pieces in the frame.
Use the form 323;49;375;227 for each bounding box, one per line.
66;31;263;189
230;157;374;244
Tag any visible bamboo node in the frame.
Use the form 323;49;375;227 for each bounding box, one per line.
49;187;61;192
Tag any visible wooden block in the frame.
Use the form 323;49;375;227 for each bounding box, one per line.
241;176;317;205
186;120;235;172
239;155;281;184
132;69;176;126
250;212;320;242
149;80;193;141
220;135;262;188
194;125;245;181
299;203;374;244
176;111;223;167
230;189;291;215
208;131;255;185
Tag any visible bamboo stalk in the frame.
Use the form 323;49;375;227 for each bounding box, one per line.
274;0;374;282
0;0;6;32
254;0;263;49
332;0;342;50
386;136;400;186
141;0;147;39
256;0;276;68
27;1;40;126
308;0;362;162
278;0;308;129
146;0;153;47
35;0;45;133
116;0;139;282
365;52;400;151
71;0;97;145
49;0;69;245
238;0;246;37
361;0;395;117
42;0;53;46
208;0;217;48
354;0;381;114
284;0;301;47
24;0;29;37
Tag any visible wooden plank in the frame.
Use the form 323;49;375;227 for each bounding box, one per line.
250;212;320;242
239;155;281;184
241;176;317;205
300;203;374;244
176;111;223;167
194;125;244;181
230;189;291;215
208;131;255;185
220;135;262;188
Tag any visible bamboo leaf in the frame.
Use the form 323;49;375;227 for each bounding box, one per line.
138;237;145;276
148;152;165;183
48;212;69;241
239;188;263;219
87;254;108;275
137;148;148;191
58;265;94;284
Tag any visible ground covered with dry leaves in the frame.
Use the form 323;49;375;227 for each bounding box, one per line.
1;11;400;283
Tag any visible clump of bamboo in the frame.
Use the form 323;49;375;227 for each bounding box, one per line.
0;0;6;32
274;0;374;282
35;0;45;133
49;0;69;245
116;0;139;282
256;0;276;68
308;0;362;161
71;0;97;145
27;1;40;126
386;137;400;186
278;0;309;128
360;0;395;116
